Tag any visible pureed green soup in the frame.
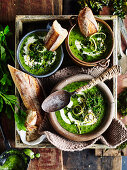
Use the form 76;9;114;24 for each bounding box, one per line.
55;81;106;134
19;31;61;75
69;22;112;62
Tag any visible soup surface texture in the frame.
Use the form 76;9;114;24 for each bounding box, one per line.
69;22;112;62
55;81;106;134
19;31;61;75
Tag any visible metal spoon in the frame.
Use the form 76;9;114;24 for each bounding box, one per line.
42;65;121;112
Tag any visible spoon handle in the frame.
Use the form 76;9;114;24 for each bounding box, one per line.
76;65;121;93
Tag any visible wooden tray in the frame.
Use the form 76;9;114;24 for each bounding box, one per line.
15;15;118;148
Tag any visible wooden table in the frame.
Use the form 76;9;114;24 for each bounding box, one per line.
0;0;127;169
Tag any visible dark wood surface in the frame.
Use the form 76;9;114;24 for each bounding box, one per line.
0;0;127;170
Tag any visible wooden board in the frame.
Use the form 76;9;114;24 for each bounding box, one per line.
15;15;118;149
0;0;62;23
28;148;63;170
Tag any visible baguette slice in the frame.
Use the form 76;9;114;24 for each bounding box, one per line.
78;7;98;37
44;20;68;51
8;65;43;126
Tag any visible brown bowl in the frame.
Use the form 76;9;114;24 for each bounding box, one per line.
49;74;115;141
65;17;114;67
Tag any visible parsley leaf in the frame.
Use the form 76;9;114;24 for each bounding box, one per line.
14;109;27;131
0;97;3;112
1;45;6;60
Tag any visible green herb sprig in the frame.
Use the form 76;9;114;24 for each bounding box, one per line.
77;0;127;19
0;25;16;118
0;25;26;131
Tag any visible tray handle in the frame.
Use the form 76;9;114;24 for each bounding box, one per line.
69;16;78;27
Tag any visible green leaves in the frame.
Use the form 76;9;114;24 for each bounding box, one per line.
4;25;10;35
0;97;3;112
0;74;8;85
1;45;6;60
14;109;27;131
0;25;15;117
77;0;127;19
0;25;26;131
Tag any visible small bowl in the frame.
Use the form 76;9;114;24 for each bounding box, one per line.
17;29;64;78
49;74;115;141
65;17;114;67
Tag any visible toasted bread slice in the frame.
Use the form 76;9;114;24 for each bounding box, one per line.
45;20;68;51
8;65;43;126
78;7;98;37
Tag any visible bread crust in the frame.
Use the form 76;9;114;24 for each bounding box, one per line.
78;7;98;37
45;20;68;51
8;65;43;126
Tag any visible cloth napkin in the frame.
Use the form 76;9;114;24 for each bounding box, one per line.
38;66;127;151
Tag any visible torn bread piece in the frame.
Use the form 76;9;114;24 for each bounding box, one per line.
8;65;43;126
44;20;68;51
8;65;45;142
78;7;98;37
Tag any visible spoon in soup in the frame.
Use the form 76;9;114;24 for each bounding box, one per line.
42;65;121;112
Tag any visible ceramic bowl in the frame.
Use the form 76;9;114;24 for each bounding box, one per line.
65;18;114;67
49;74;115;141
17;29;64;78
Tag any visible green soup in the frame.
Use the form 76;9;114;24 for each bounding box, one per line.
55;81;106;134
69;22;112;62
0;150;28;170
19;31;61;75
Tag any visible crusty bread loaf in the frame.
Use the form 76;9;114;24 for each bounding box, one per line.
26;110;37;126
8;65;43;126
78;7;98;37
45;20;68;51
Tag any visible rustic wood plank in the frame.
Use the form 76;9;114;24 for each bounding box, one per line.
122;148;127;156
112;157;122;170
0;0;16;23
103;149;121;157
16;0;62;15
28;148;63;170
95;149;103;156
63;150;98;170
97;156;122;170
0;0;63;24
95;149;122;157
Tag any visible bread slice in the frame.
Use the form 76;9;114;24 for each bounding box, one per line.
78;7;98;37
8;65;43;126
44;20;68;51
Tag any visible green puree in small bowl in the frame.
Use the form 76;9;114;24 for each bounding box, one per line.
19;31;61;75
0;150;28;170
55;81;106;134
0;155;24;170
69;22;112;62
